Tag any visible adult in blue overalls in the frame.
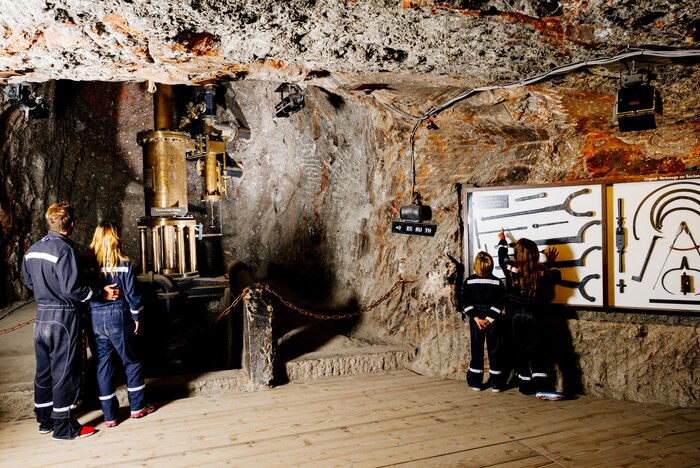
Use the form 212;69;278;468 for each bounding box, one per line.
23;202;120;440
86;222;155;427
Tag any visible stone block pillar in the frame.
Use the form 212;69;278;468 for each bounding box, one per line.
242;284;275;387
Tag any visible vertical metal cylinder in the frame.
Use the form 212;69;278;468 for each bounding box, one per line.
154;84;174;130
203;149;220;200
139;226;148;274
177;226;186;274
151;226;162;274
139;131;193;216
188;224;197;274
163;226;176;271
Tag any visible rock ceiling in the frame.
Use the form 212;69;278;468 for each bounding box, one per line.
1;0;698;90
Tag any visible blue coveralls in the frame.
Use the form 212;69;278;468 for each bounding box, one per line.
23;231;94;439
498;239;559;395
88;261;146;421
462;274;506;390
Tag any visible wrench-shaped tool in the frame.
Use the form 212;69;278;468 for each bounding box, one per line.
500;220;601;248
557;274;600;303
481;188;593;221
544;246;601;268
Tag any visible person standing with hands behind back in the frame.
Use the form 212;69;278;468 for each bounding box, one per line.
462;251;507;392
23;202;121;440
498;228;563;400
86;222;155;428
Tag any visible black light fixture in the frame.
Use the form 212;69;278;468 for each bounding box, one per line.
2;83;49;120
613;68;662;132
392;194;437;237
274;83;305;118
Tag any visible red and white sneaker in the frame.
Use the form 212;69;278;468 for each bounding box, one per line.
131;405;156;419
104;420;118;428
53;425;97;441
76;426;97;438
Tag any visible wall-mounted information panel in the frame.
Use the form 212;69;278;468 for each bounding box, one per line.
466;184;605;307
465;176;700;313
609;178;700;312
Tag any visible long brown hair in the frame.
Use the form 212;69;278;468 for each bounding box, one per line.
89;222;130;275
512;238;542;297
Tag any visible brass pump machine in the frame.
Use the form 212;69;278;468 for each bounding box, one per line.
137;83;242;278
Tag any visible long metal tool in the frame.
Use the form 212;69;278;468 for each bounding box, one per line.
532;220;569;229
616;198;626;273
481;188;593;221
501;220;600;247
557;274;600;303
514;192;546;202
631;235;661;282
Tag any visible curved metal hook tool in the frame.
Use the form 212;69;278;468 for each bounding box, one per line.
557;274;600;303
632;181;700;241
545;245;601;268
649;189;700;232
499;220;601;249
481;188;593;221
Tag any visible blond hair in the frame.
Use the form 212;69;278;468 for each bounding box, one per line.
45;202;75;232
89;222;130;275
473;251;494;277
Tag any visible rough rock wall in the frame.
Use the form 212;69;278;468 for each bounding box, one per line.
1;76;698;407
1;0;699;407
0;81;149;305
1;0;698;84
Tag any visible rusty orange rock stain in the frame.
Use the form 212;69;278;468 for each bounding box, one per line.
580;132;688;177
103;13;145;40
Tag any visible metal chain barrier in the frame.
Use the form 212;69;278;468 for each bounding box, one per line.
0;316;35;335
211;278;415;324
1;278;415;332
262;279;414;320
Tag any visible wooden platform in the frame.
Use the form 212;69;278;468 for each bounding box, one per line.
2;370;699;467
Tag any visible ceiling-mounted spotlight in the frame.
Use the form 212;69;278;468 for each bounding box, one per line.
274;83;305;118
2;83;49;120
613;69;662;132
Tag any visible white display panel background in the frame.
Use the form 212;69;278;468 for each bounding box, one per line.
467;184;604;307
609;178;700;311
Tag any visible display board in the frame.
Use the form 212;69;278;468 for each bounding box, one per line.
466;184;605;307
609;178;700;312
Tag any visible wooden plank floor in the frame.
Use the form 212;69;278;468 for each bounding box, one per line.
1;370;699;467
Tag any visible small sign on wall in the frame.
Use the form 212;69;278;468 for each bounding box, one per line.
392;221;437;237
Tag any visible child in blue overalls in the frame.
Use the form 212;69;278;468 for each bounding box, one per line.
87;222;155;426
462;251;506;391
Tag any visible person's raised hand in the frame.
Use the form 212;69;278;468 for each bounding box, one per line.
544;246;559;262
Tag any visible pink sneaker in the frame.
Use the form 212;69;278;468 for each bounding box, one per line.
131;405;156;419
104;420;118;428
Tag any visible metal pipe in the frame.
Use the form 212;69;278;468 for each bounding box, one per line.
139;226;149;273
188;225;197;273
177;225;186;274
154;84;174;130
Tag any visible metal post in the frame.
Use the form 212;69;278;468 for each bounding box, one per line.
139;226;149;273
